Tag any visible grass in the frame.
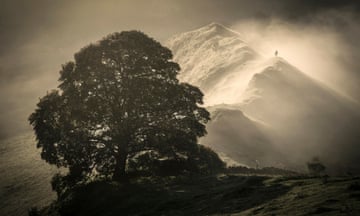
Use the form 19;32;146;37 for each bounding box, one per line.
38;174;360;216
240;176;360;215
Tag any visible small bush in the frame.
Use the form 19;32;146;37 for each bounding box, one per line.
307;157;326;176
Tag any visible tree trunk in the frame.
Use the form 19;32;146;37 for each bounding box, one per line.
113;150;128;182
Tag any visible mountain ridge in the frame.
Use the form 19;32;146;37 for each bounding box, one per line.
168;23;360;172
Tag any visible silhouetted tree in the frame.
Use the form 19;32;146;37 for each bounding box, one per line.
29;31;213;182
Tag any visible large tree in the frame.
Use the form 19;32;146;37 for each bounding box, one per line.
29;31;216;181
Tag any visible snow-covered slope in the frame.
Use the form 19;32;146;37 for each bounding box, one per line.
166;23;260;105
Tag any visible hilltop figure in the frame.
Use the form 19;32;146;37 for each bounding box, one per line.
275;50;278;57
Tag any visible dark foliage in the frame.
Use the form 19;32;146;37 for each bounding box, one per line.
348;181;360;191
127;145;225;176
28;207;40;216
29;31;218;183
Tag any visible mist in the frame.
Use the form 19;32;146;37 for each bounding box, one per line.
231;15;359;103
1;0;360;140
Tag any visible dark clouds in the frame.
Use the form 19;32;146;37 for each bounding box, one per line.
0;1;62;56
0;0;360;139
268;0;360;20
1;1;359;58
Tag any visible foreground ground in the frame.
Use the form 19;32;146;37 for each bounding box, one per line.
38;174;360;216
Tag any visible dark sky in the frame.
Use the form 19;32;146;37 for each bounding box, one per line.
1;0;360;139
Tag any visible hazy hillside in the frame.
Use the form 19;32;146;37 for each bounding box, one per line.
239;57;360;172
0;133;61;216
201;105;286;168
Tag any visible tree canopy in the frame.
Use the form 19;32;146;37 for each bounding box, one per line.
29;31;223;182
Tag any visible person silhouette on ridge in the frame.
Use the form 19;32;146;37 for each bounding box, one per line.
275;50;278;57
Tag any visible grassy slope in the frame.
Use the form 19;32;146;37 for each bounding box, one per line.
0;133;61;216
43;175;360;216
241;177;360;216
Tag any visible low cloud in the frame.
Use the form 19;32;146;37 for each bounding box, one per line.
231;9;360;103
